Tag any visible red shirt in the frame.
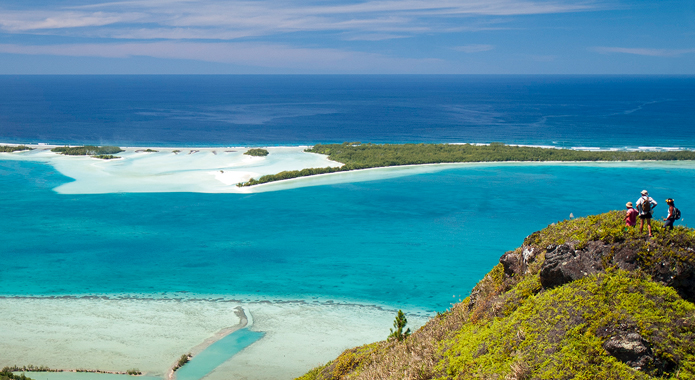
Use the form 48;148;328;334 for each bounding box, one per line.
625;208;638;226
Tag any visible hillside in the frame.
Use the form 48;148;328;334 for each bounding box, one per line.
298;212;695;380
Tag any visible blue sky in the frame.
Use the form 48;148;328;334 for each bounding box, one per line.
0;0;693;74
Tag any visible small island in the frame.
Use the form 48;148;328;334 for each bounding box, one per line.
244;148;269;157
237;142;695;187
51;145;123;160
0;145;34;153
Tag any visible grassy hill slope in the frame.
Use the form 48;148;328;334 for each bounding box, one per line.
298;212;695;380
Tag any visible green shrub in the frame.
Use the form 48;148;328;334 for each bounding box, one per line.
244;148;269;157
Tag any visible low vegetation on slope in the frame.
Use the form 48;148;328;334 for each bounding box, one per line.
238;142;695;187
298;212;695;380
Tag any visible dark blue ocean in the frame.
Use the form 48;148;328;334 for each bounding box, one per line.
1;76;695;313
1;75;694;148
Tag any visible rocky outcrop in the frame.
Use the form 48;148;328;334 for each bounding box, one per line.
539;243;604;288
500;246;537;278
500;239;695;303
603;332;653;369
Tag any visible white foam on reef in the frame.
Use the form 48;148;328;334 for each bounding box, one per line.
0;297;427;380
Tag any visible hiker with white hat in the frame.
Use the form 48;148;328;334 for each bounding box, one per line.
625;201;638;227
636;190;657;237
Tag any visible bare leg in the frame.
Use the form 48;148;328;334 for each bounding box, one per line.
639;219;644;234
647;219;652;237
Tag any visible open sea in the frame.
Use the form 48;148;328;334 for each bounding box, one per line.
2;75;695;314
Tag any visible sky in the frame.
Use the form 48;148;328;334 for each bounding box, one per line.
0;0;693;74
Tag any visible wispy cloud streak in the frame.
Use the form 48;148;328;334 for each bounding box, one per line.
592;46;695;57
0;42;444;72
0;0;598;40
452;44;494;53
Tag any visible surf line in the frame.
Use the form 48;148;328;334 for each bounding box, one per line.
168;306;250;380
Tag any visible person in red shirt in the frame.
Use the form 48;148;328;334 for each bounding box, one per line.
625;201;638;227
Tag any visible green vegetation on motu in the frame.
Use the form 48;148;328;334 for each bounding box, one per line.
2;366;53;373
238;142;695;187
144;149;158;152
172;354;191;372
92;154;119;160
126;369;141;376
51;145;123;156
0;145;33;152
297;212;695;380
1;368;35;380
244;148;270;157
172;150;181;154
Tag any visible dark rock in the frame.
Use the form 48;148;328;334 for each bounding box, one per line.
539;244;604;288
500;251;523;278
602;332;675;374
500;246;538;278
603;332;651;368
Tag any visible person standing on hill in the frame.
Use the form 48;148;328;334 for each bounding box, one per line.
625;202;638;227
636;190;657;237
662;198;679;231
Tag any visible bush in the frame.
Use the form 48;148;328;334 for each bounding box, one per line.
244;148;269;157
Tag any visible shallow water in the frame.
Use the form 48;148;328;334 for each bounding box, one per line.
175;329;265;380
18;373;160;380
2;159;693;312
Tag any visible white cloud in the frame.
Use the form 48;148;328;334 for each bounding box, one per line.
452;44;494;53
0;0;598;39
0;42;445;72
0;11;143;31
592;46;695;57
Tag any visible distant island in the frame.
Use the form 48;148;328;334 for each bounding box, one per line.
237;142;695;187
244;148;270;157
0;145;34;153
298;211;695;380
51;145;123;159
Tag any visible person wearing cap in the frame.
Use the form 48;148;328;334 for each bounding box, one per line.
625;202;638;227
636;190;657;237
663;198;677;231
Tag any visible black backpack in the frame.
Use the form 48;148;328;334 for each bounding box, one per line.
641;197;652;214
674;208;681;220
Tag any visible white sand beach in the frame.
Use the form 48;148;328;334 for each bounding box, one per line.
3;144;695;195
0;145;343;194
0;297;427;380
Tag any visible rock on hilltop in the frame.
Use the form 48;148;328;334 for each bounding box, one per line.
297;211;695;380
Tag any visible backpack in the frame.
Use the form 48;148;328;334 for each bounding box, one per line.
674;208;681;220
641;197;652;214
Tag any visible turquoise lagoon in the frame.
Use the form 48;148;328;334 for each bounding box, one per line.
2;159;694;312
3;157;695;379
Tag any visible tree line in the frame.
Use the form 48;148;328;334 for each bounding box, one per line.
51;146;123;156
0;145;33;152
237;142;695;187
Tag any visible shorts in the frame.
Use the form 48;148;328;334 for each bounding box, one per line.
639;213;652;220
